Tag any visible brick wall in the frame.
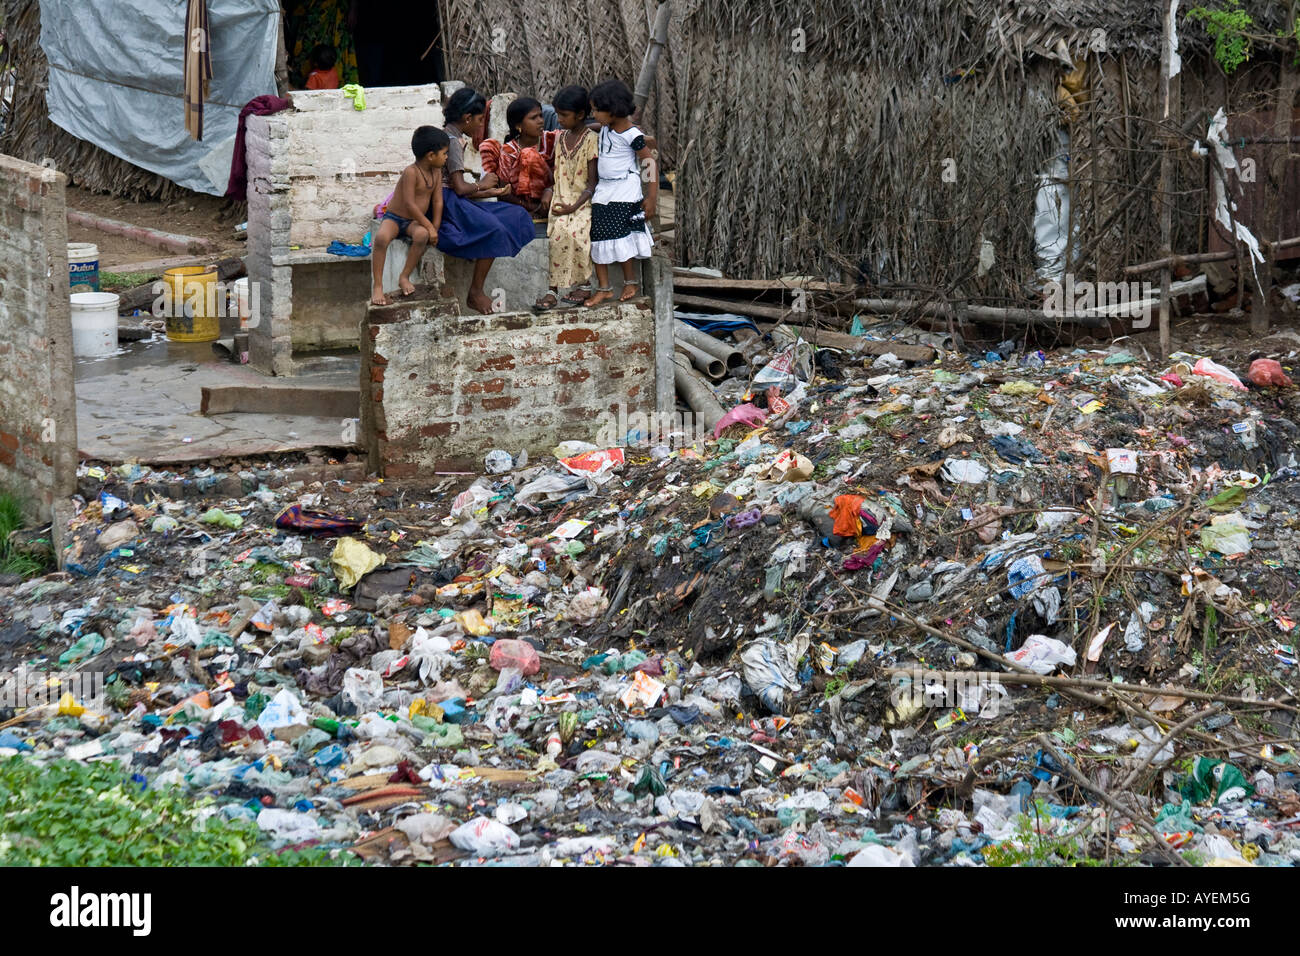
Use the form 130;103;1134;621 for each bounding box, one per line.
0;154;78;522
360;296;661;476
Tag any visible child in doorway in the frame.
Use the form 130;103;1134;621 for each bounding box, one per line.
585;79;656;307
305;44;341;90
370;126;448;306
534;85;598;311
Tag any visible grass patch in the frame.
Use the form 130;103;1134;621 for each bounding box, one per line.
0;492;48;579
99;270;157;292
0;756;358;866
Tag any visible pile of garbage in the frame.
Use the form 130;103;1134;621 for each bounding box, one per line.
2;326;1299;866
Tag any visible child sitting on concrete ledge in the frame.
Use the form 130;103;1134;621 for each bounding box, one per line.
370;126;448;306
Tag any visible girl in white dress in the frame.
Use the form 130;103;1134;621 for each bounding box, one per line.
585;79;658;307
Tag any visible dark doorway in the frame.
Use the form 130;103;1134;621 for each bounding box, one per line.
281;0;445;90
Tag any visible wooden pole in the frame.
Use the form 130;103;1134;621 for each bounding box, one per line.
1124;236;1300;274
1261;4;1300;334
1157;4;1175;359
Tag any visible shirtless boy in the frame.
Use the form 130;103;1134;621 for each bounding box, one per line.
370;126;449;306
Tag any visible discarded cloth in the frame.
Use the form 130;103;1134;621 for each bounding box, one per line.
341;84;367;110
327;240;371;257
275;505;365;536
830;495;867;538
225;94;292;202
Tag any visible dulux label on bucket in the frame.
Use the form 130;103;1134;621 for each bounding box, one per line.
69;259;99;292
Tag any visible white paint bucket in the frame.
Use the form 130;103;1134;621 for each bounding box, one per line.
68;242;100;293
70;292;120;357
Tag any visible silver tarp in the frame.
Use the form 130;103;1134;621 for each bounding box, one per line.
40;0;279;194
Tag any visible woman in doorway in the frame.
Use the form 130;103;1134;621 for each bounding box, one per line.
439;88;537;315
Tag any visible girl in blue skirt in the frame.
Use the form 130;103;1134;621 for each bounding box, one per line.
439;88;536;314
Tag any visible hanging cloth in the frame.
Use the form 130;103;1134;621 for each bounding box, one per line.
341;84;367;110
184;0;212;140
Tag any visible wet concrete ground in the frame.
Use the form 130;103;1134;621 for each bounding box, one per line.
74;335;361;463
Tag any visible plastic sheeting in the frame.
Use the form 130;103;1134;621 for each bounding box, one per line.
40;0;279;195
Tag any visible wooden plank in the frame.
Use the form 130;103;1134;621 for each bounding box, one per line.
674;292;815;321
758;323;934;363
673;274;855;294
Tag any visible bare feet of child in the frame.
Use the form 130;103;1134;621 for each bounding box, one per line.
398;277;417;298
467;289;494;315
585;287;614;308
370;286;391;306
618;280;639;302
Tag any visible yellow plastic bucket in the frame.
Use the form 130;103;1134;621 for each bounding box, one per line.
163;266;220;342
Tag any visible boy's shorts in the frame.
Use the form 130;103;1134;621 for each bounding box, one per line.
382;210;413;239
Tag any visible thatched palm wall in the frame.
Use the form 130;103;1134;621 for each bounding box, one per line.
437;0;685;167
674;0;1295;287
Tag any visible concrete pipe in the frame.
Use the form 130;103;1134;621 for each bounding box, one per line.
675;341;726;380
675;320;747;372
673;352;726;431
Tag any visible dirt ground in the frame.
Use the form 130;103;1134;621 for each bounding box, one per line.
65;185;246;269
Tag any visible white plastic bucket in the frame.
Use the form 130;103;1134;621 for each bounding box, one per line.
70;292;120;357
68;242;100;293
233;277;251;329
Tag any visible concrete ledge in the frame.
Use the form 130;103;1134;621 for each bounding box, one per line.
200;385;360;418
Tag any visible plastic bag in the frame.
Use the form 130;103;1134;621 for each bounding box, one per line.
489;638;540;675
516;471;588;503
257;808;321;843
199;508;243;528
484;449;515;474
450;817;520;855
559;448;625;482
450;481;495;518
1248;358;1292;387
1007;555;1046;599
760;450;813;483
1006;634;1076;675
1200;513;1251;555
942;458;989;484
847;844;915;867
1192;357;1246;390
342;668;384;712
1181;757;1254;805
566;587;609;626
740;637;803;714
256;688;308;733
330;537;386;589
712;403;769;439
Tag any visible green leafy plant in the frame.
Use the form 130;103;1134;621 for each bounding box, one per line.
0;756;357;866
982;800;1112;867
1188;1;1255;74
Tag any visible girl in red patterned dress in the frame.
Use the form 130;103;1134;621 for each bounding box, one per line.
479;97;559;219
